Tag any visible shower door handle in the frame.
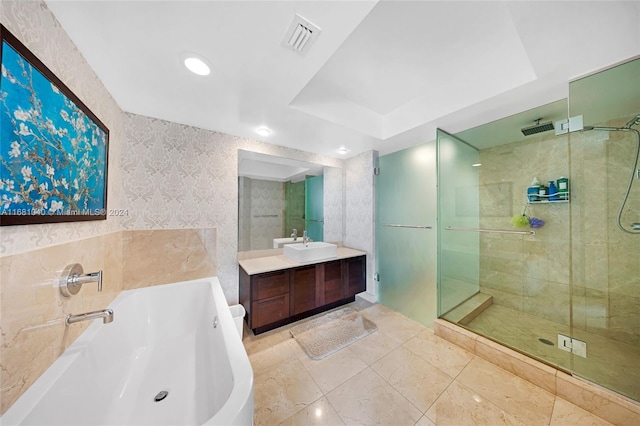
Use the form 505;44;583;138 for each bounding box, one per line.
445;226;535;235
382;224;432;229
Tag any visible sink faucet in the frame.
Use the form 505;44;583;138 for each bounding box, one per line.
66;309;114;325
291;228;298;241
303;230;310;246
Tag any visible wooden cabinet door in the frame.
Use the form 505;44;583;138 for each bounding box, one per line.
252;270;289;300
252;293;290;328
291;265;318;315
322;260;344;305
345;256;366;297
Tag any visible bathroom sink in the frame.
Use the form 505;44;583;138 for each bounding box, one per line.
283;242;338;263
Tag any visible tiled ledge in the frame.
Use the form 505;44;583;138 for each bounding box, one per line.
434;319;640;425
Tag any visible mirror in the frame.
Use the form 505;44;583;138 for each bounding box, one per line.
238;150;343;252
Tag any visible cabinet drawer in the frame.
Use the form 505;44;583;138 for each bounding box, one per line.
252;270;289;300
252;293;290;328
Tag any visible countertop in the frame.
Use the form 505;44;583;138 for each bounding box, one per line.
239;247;366;275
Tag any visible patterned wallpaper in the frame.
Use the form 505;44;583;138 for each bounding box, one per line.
0;0;124;257
324;166;345;243
345;151;377;298
122;113;348;302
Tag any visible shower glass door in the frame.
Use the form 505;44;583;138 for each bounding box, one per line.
305;175;324;241
375;144;437;326
436;129;480;316
568;57;640;401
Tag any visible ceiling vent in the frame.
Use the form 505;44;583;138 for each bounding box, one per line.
283;14;321;55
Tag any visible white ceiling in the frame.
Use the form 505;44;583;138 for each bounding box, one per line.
44;0;640;158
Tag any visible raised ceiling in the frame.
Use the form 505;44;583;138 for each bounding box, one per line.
44;1;640;158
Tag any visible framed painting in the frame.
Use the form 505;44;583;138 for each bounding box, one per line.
0;25;109;226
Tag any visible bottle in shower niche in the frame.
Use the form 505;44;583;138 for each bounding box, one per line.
548;181;559;201
538;184;548;200
527;177;541;202
557;177;569;200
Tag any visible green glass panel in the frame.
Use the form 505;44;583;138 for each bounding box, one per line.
305;175;323;241
285;180;305;237
568;57;640;402
376;144;437;326
436;129;480;316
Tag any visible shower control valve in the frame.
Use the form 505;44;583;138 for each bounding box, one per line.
59;263;103;297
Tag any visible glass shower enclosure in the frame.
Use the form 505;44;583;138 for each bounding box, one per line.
437;57;640;402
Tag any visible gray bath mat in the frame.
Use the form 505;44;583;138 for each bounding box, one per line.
290;307;377;360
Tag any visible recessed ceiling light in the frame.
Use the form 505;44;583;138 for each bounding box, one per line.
337;147;349;155
183;56;211;76
256;126;272;137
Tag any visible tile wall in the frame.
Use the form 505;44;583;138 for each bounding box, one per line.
478;131;571;325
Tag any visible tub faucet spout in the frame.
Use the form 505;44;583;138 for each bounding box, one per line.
66;309;114;325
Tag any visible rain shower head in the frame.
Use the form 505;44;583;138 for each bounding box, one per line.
521;118;554;136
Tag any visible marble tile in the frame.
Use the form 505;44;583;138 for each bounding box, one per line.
298;347;368;394
550;398;613;426
346;326;403;366
556;372;640;426
358;303;396;319
414;415;436;426
371;346;452;412
248;337;297;376
366;311;425;345
433;319;477;353
121;228;216;290
403;329;474;378
243;326;292;356
0;232;122;414
474;336;557;395
456;357;555;425
465;304;572;371
279;397;345;426
253;356;324;426
326;368;422;426
426;380;522;426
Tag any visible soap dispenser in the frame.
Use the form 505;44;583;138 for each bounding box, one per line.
548;180;559;201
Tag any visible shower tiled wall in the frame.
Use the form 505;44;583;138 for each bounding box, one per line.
478;114;640;346
478;132;571;325
570;115;640;346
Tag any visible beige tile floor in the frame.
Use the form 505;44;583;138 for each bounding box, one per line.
243;301;612;426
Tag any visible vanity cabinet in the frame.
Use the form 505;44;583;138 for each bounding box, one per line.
240;255;366;334
291;265;318;315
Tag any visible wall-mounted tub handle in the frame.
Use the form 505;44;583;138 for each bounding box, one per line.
59;263;103;297
383;224;433;229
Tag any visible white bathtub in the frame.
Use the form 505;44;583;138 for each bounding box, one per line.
2;277;254;426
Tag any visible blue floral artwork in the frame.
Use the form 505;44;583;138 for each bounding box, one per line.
0;28;108;226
